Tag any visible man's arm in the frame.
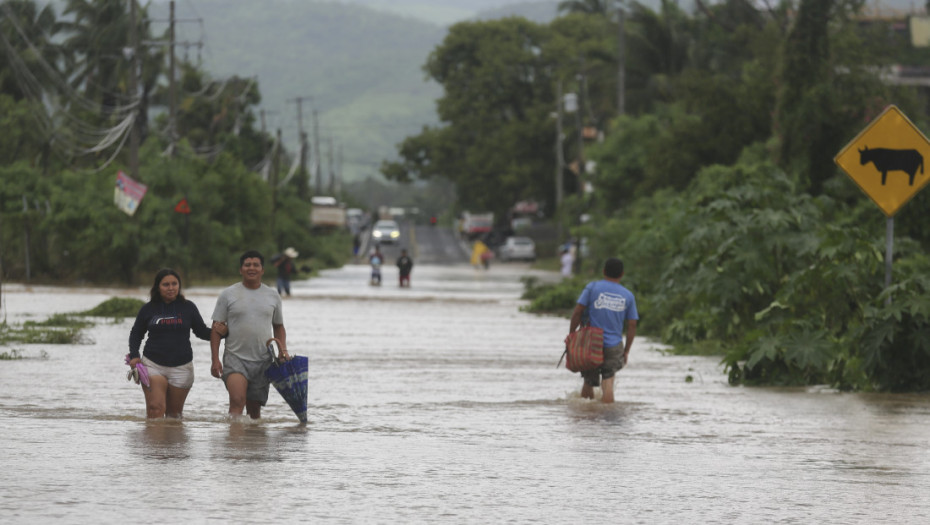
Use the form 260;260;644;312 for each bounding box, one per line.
623;319;637;364
567;303;585;341
273;323;287;358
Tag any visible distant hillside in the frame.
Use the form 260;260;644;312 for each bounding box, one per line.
344;0;556;25
145;0;445;183
474;1;560;23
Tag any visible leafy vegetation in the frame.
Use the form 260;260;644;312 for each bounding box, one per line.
76;297;145;318
486;2;930;391
0;296;147;348
0;322;84;345
0;0;354;285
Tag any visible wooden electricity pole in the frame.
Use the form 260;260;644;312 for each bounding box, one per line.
128;0;139;179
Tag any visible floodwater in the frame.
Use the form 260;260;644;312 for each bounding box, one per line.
1;263;929;524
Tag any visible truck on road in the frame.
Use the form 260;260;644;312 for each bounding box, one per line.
459;212;494;240
311;196;347;229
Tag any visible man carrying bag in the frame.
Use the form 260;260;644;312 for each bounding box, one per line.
565;258;638;403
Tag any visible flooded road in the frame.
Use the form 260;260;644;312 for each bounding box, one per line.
1;262;929;523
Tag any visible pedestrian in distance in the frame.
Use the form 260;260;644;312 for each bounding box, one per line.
127;268;214;419
211;251;288;419
273;246;299;297
566;257;638;403
369;246;383;286
396;248;413;287
560;246;574;278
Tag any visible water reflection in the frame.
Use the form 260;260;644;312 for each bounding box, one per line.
132;419;190;460
218;420;281;462
216;419;308;463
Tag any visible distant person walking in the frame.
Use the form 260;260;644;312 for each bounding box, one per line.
560;247;574;278
566;258;638;403
369;246;383;285
471;240;492;269
127;268;214;419
273;246;299;297
211;251;288;419
396;249;413;287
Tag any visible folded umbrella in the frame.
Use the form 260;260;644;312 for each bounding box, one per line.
264;339;309;423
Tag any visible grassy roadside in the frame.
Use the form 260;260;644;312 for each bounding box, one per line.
0;297;146;352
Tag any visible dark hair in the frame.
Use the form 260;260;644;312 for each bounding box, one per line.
150;268;185;303
239;250;265;268
603;258;624;279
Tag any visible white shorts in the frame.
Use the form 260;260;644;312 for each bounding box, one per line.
141;356;195;389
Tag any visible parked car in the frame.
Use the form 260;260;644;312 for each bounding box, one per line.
371;220;401;244
497;236;536;262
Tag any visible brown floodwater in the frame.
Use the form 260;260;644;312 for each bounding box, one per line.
1;263;928;523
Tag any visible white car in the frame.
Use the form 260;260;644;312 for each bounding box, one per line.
498;236;536;262
371;220;401;244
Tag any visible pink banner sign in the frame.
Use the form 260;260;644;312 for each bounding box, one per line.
114;171;148;216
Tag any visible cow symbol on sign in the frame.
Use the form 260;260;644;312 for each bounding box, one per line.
858;146;924;186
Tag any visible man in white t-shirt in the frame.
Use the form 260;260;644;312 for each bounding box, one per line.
211;250;288;419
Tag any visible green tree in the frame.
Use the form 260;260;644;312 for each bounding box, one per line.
0;0;65;101
61;0;164;143
163;64;267;168
382;18;558;217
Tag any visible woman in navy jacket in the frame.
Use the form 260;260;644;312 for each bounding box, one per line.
127;268;213;418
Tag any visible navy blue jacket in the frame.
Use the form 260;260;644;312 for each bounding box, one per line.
128;299;212;367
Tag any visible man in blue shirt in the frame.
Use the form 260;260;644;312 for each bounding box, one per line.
568;258;638;403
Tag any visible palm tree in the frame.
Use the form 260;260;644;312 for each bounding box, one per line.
61;0;162;139
0;0;66;101
61;0;133;111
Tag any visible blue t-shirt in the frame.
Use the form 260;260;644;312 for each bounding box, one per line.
577;279;638;349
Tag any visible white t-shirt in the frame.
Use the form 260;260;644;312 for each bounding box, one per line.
212;282;284;362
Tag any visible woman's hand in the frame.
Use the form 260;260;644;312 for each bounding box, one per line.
212;321;228;337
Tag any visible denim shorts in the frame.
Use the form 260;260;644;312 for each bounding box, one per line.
141;356;194;389
222;352;271;405
581;343;625;387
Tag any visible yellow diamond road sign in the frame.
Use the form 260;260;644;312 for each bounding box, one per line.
834;105;930;217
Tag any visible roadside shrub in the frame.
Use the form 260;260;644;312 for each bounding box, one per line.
77;297;145;318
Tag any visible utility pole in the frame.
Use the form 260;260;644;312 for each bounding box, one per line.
327;137;334;195
555;79;565;212
146;2;203;154
555;79;566;242
574;72;586;274
287;96;313;198
313;109;322;195
335;143;343;195
168;1;176;148
617;2;626;116
128;0;139;179
271;128;282;231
